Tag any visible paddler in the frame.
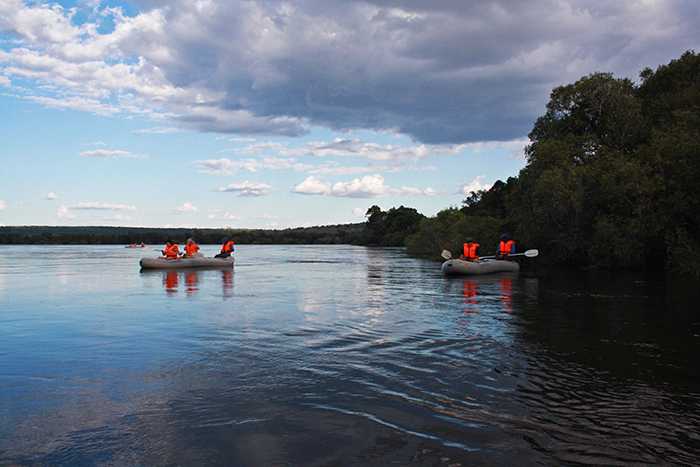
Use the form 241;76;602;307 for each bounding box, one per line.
184;238;200;257
215;238;235;258
162;240;181;259
461;237;480;262
496;234;516;260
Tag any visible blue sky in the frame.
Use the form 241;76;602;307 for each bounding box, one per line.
1;0;698;228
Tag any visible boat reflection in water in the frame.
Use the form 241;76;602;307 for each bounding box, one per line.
185;271;199;296
164;270;179;294
149;269;234;297
462;279;479;314
499;276;513;313
460;276;515;314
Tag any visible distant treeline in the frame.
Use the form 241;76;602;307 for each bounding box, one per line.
0;224;365;245
398;51;700;276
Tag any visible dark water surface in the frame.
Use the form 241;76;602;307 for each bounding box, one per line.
1;245;699;465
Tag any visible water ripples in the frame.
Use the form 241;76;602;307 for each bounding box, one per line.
1;245;700;465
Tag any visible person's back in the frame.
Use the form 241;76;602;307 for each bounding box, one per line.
216;238;235;258
184;238;200;257
463;240;480;262
497;235;516;259
163;241;180;259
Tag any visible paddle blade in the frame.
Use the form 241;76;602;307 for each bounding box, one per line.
441;249;452;260
524;249;539;258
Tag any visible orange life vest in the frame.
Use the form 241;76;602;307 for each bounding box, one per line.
463;242;480;261
164;243;180;259
499;240;515;256
221;240;235;254
185;242;199;256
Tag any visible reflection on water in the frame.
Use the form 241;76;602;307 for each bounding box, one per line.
1;246;699;465
499;276;513;313
151;269;233;297
462;279;478;314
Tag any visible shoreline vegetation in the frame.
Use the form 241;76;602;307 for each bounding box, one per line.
1;51;698;276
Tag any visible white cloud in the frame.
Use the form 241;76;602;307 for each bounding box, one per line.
194;157;313;175
133;126;181;134
57;201;135;219
79;149;140;158
194;156;395;177
175;202;197;213
243;138;465;162
208;211;239;220
46;192;57;200
215;136;256;143
293;174;435;198
461;175;491;195
392;186;437;196
71;202;136;211
0;75;10;87
0;200;6;210
217;181;271;197
24;95;119;116
462;138;530;160
331;175;387;198
352;207;366;217
292;176;331;196
56;205;74;219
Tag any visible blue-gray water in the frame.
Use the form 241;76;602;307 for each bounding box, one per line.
1;245;699;465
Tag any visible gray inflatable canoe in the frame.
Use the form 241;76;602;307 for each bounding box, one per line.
441;258;519;275
140;256;234;270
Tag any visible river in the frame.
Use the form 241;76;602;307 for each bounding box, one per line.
1;245;699;465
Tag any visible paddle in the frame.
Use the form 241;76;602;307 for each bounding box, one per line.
479;249;539;260
441;249;539;261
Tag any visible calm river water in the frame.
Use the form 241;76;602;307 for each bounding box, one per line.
1;245;699;465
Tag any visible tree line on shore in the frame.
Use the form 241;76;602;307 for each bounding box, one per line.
0;224;365;246
1;52;697;274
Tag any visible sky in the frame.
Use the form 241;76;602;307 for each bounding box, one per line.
0;0;698;229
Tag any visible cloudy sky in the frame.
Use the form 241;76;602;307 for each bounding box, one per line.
1;0;697;228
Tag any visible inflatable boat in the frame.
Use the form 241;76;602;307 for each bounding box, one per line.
140;256;234;270
441;258;519;276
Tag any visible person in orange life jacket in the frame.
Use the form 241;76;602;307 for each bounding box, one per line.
184;238;200;257
497;234;516;260
162;240;181;259
215;238;235;258
461;237;480;262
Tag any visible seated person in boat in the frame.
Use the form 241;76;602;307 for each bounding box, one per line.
496;234;516;260
215;238;235;258
461;237;480;262
162;240;181;259
184;238;200;257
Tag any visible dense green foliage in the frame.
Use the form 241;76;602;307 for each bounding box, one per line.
363;205;425;246
405;210;504;259
0;224;364;245
408;51;700;274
